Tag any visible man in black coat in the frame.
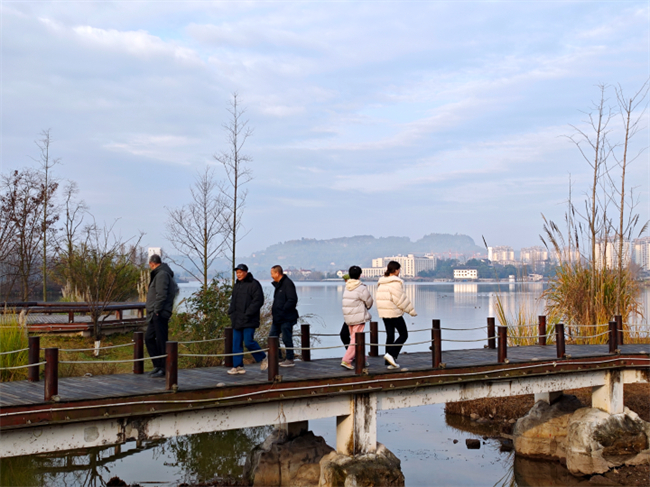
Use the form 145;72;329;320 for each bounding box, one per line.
227;264;267;375
145;254;178;378
270;265;299;367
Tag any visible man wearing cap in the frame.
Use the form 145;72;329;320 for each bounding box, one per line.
227;264;267;374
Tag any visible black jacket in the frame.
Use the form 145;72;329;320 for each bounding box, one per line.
272;275;299;324
146;263;177;319
228;272;264;329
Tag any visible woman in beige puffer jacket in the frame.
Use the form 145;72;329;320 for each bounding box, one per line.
376;261;417;369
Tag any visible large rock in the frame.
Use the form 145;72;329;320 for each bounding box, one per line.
513;395;583;460
244;429;335;486
318;443;405;487
565;407;650;476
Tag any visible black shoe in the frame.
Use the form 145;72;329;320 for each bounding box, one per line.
148;367;162;376
150;369;165;378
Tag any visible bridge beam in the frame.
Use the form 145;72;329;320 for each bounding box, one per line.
534;391;563;404
592;370;624;414
336;392;377;455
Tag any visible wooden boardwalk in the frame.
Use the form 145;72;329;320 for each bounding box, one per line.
1;343;648;411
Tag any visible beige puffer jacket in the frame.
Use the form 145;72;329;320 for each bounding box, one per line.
376;275;416;318
342;279;373;325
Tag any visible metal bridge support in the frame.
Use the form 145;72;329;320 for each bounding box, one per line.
534;391;562;404
592;370;624;414
336;393;377;455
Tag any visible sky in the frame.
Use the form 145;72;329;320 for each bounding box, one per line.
1;1;649;258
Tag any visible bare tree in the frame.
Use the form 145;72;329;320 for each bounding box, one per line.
165;167;227;289
610;80;649;312
32;129;61;301
54;220;143;341
214;93;253;284
0;169;58;300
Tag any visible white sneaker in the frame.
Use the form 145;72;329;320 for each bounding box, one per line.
260;357;268;371
384;353;398;367
387;364;400;370
227;367;246;375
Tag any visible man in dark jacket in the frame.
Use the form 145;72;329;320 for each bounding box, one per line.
227;264;267;375
145;254;177;378
270;265;299;367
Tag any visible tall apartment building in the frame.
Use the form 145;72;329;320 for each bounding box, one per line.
520;246;548;264
363;254;436;278
487;246;515;264
632;237;650;271
594;240;631;270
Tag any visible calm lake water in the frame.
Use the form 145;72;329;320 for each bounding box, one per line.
3;281;649;486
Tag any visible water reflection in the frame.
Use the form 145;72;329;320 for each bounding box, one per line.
1;427;272;487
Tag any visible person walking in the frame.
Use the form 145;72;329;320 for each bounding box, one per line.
227;264;267;375
270;265;299;367
341;266;373;370
376;260;417;370
145;254;178;378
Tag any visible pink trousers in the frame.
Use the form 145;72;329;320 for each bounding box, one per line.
342;323;366;364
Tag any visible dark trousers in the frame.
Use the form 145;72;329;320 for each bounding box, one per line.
340;322;350;349
383;316;408;361
145;313;169;369
270;321;296;360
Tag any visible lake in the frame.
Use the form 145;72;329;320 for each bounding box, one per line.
2;281;648;486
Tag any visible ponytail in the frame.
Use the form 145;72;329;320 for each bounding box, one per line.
384;260;400;277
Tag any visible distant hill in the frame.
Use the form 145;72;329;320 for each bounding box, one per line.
244;234;484;274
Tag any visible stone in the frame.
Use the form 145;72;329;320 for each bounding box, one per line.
465;439;481;449
319;443;405;487
244;429;335;486
565;407;650;476
513;394;583;460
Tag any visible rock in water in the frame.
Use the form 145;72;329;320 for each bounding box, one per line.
319;443;405;487
244;429;335;486
565;407;650;476
513;394;583;460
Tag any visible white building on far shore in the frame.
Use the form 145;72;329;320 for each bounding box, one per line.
363;254;436;278
454;269;478;280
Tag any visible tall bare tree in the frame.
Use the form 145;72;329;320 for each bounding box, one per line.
214;93;253;284
0;169;58;300
165;167;227;289
32;129;61;301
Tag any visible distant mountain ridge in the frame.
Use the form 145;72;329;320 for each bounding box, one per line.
245;233;484;273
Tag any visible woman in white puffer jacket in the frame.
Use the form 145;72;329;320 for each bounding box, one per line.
376;261;417;369
340;265;373;369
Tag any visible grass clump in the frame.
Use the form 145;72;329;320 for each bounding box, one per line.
0;313;29;381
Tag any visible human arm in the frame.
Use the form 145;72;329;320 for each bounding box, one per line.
153;273;170;314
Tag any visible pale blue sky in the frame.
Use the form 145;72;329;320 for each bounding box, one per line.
1;1;649;256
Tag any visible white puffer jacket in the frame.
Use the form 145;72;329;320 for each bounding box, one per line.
376;275;416;318
342;279;373;325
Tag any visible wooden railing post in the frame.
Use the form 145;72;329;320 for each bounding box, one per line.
369;321;379;357
432;319;441;368
556;323;566;358
165;342;178;390
538;316;547;346
301;324;311;362
268;336;279;381
487;317;496;349
133;331;144;374
498;326;507;363
608;321;618;354
68;311;74;323
354;332;365;375
44;347;58;401
224;327;233;368
28;336;40;382
615;315;624;346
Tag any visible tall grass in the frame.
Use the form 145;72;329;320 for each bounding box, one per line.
0;314;29;381
494;294;555;347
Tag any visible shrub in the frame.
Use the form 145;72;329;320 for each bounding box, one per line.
0;314;29;381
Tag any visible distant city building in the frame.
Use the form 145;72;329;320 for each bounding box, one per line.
148;247;162;259
454;269;478;280
632;237;650;271
553;247;582;264
594;240;631;270
520;246;548;264
363;253;436;278
487;246;515;265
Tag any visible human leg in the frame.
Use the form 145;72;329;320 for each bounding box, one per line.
146;314;169;369
243;327;267;363
232;328;244;368
383;318;396;365
144;319;158;369
389;316;408;360
269;322;282;360
340;322;350;349
280;321;295;361
342;325;356;364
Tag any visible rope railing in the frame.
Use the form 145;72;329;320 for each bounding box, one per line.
57;343;135;352
0;361;46;371
566;330;610;340
178;337;225;345
0;348;29;356
178;348;270;358
60;355;167;364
